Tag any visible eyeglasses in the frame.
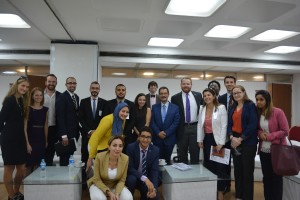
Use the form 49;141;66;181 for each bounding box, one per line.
233;91;242;96
17;76;28;82
140;135;152;139
67;82;77;85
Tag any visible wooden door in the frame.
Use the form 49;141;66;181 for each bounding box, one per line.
27;75;45;91
268;83;292;127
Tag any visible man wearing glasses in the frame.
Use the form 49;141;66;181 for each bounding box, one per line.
56;77;80;166
126;126;159;200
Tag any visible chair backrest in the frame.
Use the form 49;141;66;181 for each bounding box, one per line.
289;126;300;142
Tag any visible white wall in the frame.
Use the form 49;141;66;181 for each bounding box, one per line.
0;75;20;105
292;74;300;126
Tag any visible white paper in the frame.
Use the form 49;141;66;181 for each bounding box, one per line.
172;163;192;171
209;147;230;165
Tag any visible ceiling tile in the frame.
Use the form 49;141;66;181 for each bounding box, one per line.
190;40;229;50
223;43;269;52
98;17;142;32
175;65;212;70
139;63;176;69
154;20;202;36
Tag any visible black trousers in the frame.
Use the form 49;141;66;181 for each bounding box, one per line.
260;151;283;200
178;124;199;164
232;145;257;200
45;126;58;166
203;134;228;191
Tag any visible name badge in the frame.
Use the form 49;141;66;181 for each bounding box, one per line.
126;114;130;119
98;110;102;116
213;112;218;119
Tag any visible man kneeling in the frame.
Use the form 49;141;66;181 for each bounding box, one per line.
126;126;159;199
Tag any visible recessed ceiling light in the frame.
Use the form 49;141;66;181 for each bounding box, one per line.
18;69;29;73
251;30;299;42
112;72;127;76
148;37;184;47
191;77;200;80
265;46;300;54
0;38;2;41
165;0;227;17
3;71;17;74
175;75;188;78
238;79;245;82
253;76;264;79
205;25;251;39
0;14;31;28
143;72;154;76
215;76;225;79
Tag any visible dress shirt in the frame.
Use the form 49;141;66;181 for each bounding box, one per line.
90;97;98;112
139;146;149;182
44;90;56;126
181;91;198;123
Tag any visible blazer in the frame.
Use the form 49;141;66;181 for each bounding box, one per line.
218;93;228;110
197;104;227;145
150;102;180;145
227;101;258;146
56;90;80;139
171;91;202;140
88;114;125;158
87;151;129;196
145;93;160;108
126;141;159;188
103;99;136;136
258;107;289;152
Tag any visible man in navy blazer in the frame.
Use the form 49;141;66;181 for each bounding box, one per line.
56;77;80;166
126;126;159;200
218;76;236;110
44;74;61;166
79;81;106;166
171;77;202;164
151;86;180;164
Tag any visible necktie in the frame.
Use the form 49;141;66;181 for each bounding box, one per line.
92;99;96;118
228;95;233;110
186;93;191;123
162;105;167;123
72;95;77;109
141;150;147;176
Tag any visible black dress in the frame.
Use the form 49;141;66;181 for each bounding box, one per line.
134;108;147;133
0;95;27;165
26;106;48;166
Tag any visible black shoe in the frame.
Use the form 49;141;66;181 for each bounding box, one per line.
14;192;24;200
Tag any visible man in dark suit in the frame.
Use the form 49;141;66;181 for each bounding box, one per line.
126;126;159;200
79;81;106;184
171;77;202;164
151;86;180;164
218;75;236;193
218;75;236;110
56;77;80;166
44;74;61;166
145;81;160;109
103;84;136;149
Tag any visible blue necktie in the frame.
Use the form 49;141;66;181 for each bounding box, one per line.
142;150;147;176
92;99;96;118
162;105;167;123
186;94;191;123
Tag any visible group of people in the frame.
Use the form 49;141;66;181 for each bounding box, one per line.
0;74;289;200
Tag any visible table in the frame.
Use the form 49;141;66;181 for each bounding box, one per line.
162;164;218;200
283;173;300;200
23;166;82;200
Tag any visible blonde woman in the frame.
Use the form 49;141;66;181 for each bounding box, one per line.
0;76;30;200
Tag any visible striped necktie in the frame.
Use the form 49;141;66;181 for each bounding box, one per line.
141;150;147;176
72;95;77;109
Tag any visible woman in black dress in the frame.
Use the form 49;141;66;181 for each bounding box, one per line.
24;87;48;174
133;93;151;136
0;76;30;200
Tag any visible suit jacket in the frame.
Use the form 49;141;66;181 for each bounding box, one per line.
126;141;159;188
197;105;227;145
103;99;136;136
218;93;228;110
171;91;202;140
56;90;80;139
87;151;129;195
150;102;180;146
145;93;160;108
228;101;258;146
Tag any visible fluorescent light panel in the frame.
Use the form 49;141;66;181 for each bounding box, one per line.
165;0;227;17
265;46;300;54
205;25;251;39
112;72;127;76
143;72;154;76
251;30;299;42
3;71;17;74
0;14;30;28
148;37;183;47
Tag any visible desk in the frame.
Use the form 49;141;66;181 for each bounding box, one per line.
283;173;300;200
23;166;82;200
162;164;218;200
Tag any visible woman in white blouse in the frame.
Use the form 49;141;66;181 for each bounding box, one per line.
197;88;228;200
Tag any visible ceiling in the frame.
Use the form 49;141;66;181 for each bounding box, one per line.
1;0;300;76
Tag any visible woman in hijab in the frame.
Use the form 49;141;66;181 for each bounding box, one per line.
86;102;129;171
